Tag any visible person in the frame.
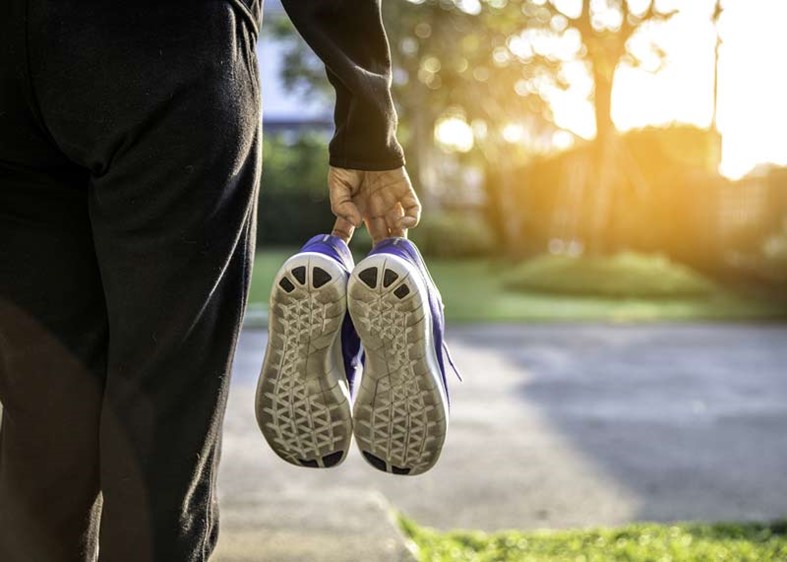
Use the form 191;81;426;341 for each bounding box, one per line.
0;0;417;560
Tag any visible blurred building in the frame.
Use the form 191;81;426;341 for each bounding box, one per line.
257;0;332;136
256;1;482;216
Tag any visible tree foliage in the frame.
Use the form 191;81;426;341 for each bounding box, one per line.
267;1;720;253
269;0;686;150
256;132;335;244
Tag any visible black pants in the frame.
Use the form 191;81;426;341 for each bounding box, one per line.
0;1;262;560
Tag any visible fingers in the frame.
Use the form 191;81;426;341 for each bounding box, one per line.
370;168;422;242
398;169;421;229
369;186;401;242
329;188;362;228
383;189;420;237
328;165;422;245
400;191;421;230
375;168;421;233
365;215;389;245
328;168;363;227
386;203;406;239
331;216;355;243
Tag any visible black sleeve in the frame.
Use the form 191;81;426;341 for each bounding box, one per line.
280;0;405;171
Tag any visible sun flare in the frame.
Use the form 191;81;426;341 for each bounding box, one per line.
546;0;787;179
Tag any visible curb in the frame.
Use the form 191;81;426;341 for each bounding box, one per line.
214;491;418;562
243;305;268;330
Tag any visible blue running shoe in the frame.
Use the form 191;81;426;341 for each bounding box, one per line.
256;235;362;469
348;237;461;475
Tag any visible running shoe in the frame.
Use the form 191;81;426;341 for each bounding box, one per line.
347;237;460;475
255;234;362;468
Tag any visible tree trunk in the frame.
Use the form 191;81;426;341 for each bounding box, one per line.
710;1;723;170
408;99;438;212
587;67;616;254
483;164;508;251
593;70;615;148
484;163;522;256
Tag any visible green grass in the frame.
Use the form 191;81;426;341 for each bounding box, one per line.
249;248;787;323
249;249;295;308
399;517;787;562
503;253;713;298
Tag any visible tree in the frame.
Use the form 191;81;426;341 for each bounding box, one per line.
266;1;558;248
522;0;681;252
268;0;708;253
711;0;723;133
558;0;676;145
267;1;558;156
382;0;559;248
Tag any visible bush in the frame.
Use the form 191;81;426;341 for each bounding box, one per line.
257;132;334;245
503;252;714;298
410;212;497;258
340;212;497;258
257;132;498;255
348;226;374;254
761;218;787;281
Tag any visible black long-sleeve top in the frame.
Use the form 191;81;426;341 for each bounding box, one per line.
281;0;405;171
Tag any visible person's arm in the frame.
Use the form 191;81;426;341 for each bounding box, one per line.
281;0;405;171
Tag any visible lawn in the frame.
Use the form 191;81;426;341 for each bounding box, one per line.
248;248;295;308
503;253;713;298
400;517;787;562
248;248;787;323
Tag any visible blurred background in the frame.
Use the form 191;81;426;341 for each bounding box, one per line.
215;1;787;561
250;0;787;324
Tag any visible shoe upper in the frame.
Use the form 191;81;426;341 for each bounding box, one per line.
367;237;461;403
299;234;363;391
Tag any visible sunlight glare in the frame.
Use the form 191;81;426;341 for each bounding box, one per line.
503;123;525;143
434;115;475;153
717;0;787;179
545;0;787;179
456;0;482;15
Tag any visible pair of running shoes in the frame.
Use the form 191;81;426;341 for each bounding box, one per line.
255;234;460;476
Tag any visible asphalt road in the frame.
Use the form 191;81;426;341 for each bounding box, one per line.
215;323;787;559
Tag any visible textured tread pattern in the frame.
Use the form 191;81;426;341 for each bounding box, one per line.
279;277;295;293
256;254;353;469
362;451;387;472
383;268;398;287
394;285;410;299
312;266;331;288
292;266;306;285
349;255;448;476
322;450;345;467
359;267;378;288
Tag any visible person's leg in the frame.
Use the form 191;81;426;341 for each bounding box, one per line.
0;211;106;562
0;3;105;560
25;1;262;559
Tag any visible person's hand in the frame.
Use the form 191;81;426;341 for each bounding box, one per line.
328;166;422;244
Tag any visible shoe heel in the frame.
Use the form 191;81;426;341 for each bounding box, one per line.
256;253;354;468
348;254;448;475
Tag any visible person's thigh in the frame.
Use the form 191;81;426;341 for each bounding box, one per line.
0;195;107;562
0;4;106;561
26;1;262;560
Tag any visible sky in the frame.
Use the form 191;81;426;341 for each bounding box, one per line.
714;0;787;178
261;0;787;180
549;0;787;179
257;39;329;122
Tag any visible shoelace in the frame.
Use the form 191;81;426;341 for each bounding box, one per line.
442;341;463;382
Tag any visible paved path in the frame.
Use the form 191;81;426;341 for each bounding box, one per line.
215;324;787;559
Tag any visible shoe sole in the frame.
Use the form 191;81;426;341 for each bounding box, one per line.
348;254;448;476
255;252;353;469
